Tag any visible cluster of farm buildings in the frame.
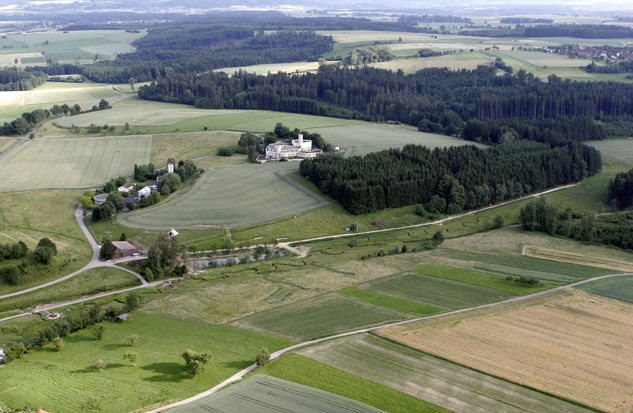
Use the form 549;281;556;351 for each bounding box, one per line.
256;134;323;163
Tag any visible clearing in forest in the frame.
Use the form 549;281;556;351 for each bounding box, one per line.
585;139;633;162
0;135;151;192
378;289;633;413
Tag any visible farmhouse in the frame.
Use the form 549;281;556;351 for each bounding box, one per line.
111;241;137;258
118;183;134;192
259;134;323;163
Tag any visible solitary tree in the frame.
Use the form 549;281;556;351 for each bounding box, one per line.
256;347;271;367
128;77;136;92
92;323;108;340
94;360;107;372
123;351;138;366
124;335;139;346
432;231;445;246
493;214;505;229
182;349;213;379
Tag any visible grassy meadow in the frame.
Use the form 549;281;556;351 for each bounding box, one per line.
299;334;595;413
150;131;242;165
377;289;633;413
586;139;633;162
0;135;151;192
337;287;445;316
0;313;294;413
167;374;384;413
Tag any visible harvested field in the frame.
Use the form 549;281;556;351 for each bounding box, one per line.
235;293;406;341
524;245;633;272
378;289;633;413
299;334;595;413
0;138;16;154
305;124;486;157
118;162;327;229
370;54;491;74
167;374;384;413
0;136;151;192
368;273;512;310
576;274;633;304
214;61;321;75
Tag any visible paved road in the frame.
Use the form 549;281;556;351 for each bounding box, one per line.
0;205;147;301
145;270;632;412
0;124;43;161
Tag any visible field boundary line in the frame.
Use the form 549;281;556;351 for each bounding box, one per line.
143;269;631;413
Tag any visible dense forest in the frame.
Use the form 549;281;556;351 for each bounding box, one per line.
299;141;601;215
137;65;633;143
462;24;633;38
608;167;633;209
0;68;47;91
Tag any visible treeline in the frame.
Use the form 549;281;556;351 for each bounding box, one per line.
137;65;633;142
343;46;394;66
519;198;633;250
0;238;57;285
462;24;633;38
299;141;601;215
0;103;80;136
585;61;633;74
0;68;47;91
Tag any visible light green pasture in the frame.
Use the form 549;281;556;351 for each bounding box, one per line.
586;139;633;162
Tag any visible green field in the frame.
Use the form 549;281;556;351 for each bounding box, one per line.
118;162;327;230
150;131;242;165
368;273;513;310
0;138;16;154
54;105;360;133
0;135;151;192
430;249;617;279
0;313;294;413
306;124;487;157
576;274;633;303
0;267;142;313
299;334;595;413
235;293;406;341
337;287;445;316
474;263;578;283
167;374;384;413
586;139;633;162
258;354;450;413
413;264;554;294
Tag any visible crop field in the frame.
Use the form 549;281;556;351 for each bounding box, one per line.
234;293;406;341
370;54;492;74
0;135;151;192
337;287;445;316
305;124;487;157
0;29;145;66
299;334;595;413
586;139;633;161
168;374;384;413
367;273;513;310
0;267;142;313
150;131;241;165
0;313;294;413
525;245;633;272
0;138;16;154
54;104;360;133
495;50;588;68
214;61;321;75
474;262;577;283
576;274;633;304
413;264;554;294
378;289;633;413
258;354;450;413
118;162;326;230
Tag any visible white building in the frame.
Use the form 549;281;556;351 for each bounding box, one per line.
262;134;323;162
167;163;174;173
118;183;134;193
138;186;152;198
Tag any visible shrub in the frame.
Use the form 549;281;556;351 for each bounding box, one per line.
52;337;63;352
415;204;426;217
256;347;271;367
94;360;107;372
0;265;21;285
432;231;445;246
92;323;108;340
125;335;139;346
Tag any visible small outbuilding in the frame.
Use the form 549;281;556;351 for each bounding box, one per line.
116;313;129;322
118;183;134;192
111;241;137;259
168;228;179;238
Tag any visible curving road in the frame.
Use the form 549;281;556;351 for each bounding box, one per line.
145;270;632;412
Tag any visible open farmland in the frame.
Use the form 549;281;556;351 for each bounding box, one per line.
0;313;294;413
306;124;486;157
586;139;633;162
370;53;492;74
367;273;513;310
54;105;360;133
150;131;241;165
167;374;384;413
118;162;327;230
337;287;445;316
576;274;633;304
0;138;16;154
299;334;595;413
234;293;406;341
214;61;321;75
524;245;633;272
0;135;151;192
378;289;633;413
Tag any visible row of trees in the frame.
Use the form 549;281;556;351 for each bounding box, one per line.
300;141;601;215
136;65;633;142
462;24;633;39
0;103;81;136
